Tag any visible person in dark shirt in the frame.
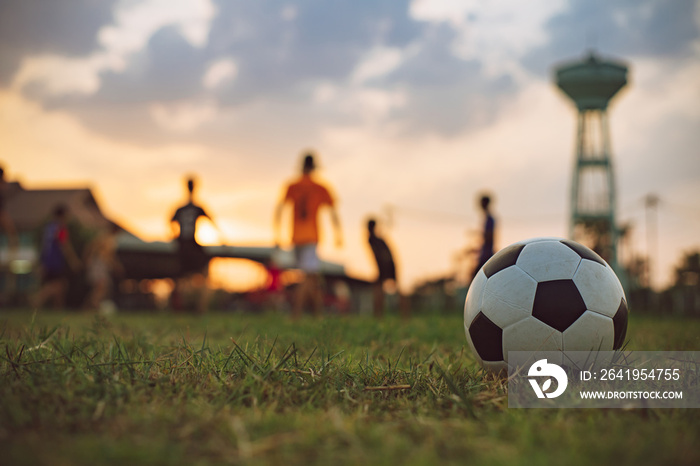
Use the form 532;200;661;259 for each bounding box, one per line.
367;218;397;318
472;194;496;279
170;176;214;313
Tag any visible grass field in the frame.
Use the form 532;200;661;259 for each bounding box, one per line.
1;309;699;465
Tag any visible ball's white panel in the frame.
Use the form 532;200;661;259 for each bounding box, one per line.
562;351;616;372
464;269;488;327
573;260;623;318
562;311;614;352
481;266;536;328
502;317;563;365
517;240;582;281
606;263;627;303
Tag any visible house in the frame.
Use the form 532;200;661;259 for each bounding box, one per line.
0;181;118;304
1;180;117;266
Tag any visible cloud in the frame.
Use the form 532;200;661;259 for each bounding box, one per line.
0;0;117;84
7;0;216;98
12;54;109;96
410;0;567;78
99;0;216;56
149;99;218;132
6;1;428;144
95;25;211;102
613;57;700;197
351;46;405;84
202;58;238;89
206;0;422;107
5;0;699;141
523;0;700;75
6;0;531;140
371;24;517;136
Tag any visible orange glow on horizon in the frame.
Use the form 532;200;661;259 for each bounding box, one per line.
208;258;268;292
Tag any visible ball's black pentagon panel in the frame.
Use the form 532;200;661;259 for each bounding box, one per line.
532;279;587;332
612;298;629;350
482;243;525;278
468;312;503;362
560;239;607;267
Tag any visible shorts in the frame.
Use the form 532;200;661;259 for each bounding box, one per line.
42;267;68;284
294;243;320;273
377;260;396;283
178;240;210;275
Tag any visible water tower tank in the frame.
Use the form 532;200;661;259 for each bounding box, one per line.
556;52;628;110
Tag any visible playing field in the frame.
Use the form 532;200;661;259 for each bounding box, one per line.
1;310;699;465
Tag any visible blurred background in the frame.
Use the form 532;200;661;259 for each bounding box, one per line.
1;0;698;314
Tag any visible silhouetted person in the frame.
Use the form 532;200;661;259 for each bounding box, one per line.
472;194;496;279
83;224;123;311
274;153;342;318
0;166;18;304
33;204;81;309
0;166;17;251
367;218;399;318
171;176;213;313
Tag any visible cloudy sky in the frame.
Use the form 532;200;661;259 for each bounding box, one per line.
1;0;699;291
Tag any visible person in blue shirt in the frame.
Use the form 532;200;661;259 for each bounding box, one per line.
33;204;81;309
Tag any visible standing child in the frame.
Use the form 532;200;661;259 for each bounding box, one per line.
367;218;397;318
472;194;496;280
84;224;123;311
34;205;81;309
274;153;343;318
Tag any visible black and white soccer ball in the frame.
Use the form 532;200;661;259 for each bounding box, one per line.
464;237;628;373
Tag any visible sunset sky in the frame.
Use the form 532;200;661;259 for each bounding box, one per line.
1;0;699;291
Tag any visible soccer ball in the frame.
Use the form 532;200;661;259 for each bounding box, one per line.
464;237;628;373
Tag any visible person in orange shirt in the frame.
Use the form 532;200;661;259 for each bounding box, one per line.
274;153;342;318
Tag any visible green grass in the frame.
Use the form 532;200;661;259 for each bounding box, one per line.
1;310;699;465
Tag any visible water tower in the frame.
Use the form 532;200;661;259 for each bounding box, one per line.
555;51;628;270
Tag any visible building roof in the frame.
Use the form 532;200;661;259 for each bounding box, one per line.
5;181;114;231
